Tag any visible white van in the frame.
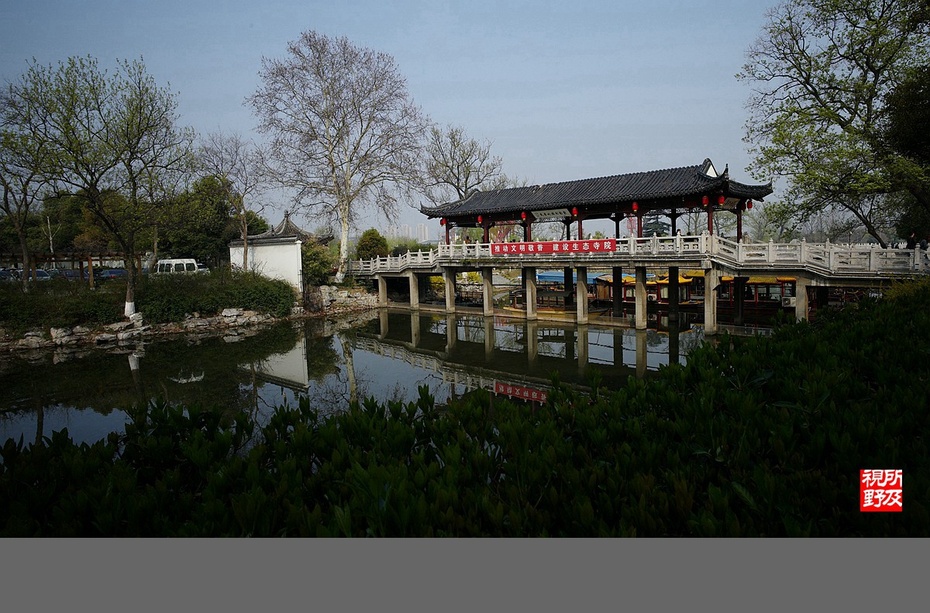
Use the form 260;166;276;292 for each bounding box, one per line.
155;258;203;274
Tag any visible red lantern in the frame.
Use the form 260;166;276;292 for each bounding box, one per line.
747;200;753;210
702;195;709;206
477;215;483;224
571;207;579;217
440;218;446;226
718;195;726;205
632;201;639;212
521;211;527;220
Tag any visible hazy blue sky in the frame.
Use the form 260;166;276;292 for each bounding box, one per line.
1;0;778;236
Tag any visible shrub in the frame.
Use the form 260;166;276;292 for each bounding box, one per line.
355;229;389;260
302;241;336;286
136;269;296;323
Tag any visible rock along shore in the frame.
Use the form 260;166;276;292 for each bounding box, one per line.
0;285;379;357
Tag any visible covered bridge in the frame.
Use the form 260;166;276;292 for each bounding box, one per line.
421;158;772;243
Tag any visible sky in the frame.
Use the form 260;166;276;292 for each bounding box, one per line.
1;0;778;240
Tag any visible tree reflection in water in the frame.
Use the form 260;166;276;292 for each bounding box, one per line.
1;310;706;448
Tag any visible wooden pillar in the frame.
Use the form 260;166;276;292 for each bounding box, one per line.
612;266;623;317
443;268;456;313
734;276;747;326
484;316;495;359
634;266;648;330
704;265;719;335
482;268;494;316
636;212;643;238
668;266;680;323
669;324;680;365
576;266;588;325
736;206;744;242
563;267;573;307
524;266;537;320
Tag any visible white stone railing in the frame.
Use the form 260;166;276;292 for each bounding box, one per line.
349;234;930;277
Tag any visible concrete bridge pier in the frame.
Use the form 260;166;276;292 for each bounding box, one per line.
635;266;648;330
526;320;539;367
443;268;456;313
703;264;719;335
577;325;589;377
407;271;420;310
482;268;494;316
576;266;589;324
525;267;538;320
445;313;457;352
484;316;495;359
376;275;388;306
794;274;817;322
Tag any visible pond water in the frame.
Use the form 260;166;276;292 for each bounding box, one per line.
0;309;707;448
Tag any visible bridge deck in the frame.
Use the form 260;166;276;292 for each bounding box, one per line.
350;234;929;282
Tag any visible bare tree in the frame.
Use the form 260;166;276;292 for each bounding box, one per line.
198;131;266;269
423;124;503;204
248;31;427;282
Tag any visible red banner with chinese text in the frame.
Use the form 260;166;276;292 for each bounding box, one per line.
490;239;617;256
494;381;548;403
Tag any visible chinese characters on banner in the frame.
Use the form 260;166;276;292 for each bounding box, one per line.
490;239;617;256
494;381;548;403
860;469;903;512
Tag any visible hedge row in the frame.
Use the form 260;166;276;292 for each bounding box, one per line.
0;268;296;333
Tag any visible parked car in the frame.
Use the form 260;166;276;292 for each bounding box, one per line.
48;268;82;281
0;269;14;282
94;268;129;282
155;258;203;274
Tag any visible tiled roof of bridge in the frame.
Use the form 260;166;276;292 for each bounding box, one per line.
420;159;772;218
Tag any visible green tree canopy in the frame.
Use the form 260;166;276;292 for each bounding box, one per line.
5;56;196;314
738;0;930;247
355;228;389;261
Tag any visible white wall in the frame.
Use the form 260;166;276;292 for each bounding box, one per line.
229;240;303;292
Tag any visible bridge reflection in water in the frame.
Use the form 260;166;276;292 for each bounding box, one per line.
324;309;706;406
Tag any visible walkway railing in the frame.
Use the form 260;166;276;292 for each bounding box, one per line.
349;233;930;278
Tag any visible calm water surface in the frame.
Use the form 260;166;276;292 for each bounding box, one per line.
0;309;706;447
